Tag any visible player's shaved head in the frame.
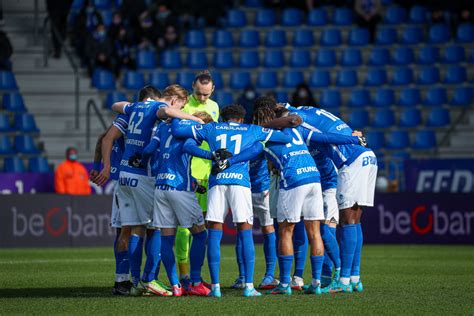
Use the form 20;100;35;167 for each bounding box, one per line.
220;104;246;122
193;111;213;124
138;85;161;101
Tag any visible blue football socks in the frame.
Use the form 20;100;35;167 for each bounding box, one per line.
263;232;277;278
235;232;245;280
142;230;161;283
161;235;179;286
293;220;308;278
207;229;223;285
190;230;208;284
351;223;363;279
239;229;255;285
340;224;357;280
128;234;143;286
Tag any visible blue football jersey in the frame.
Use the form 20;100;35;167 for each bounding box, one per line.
154;121;196;191
121;101;167;176
249;153;270;193
190;121;276;188
287;105;370;169
264;127;320;190
110;114;128;181
312;149;337;191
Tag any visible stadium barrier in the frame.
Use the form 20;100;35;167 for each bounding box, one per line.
0;193;473;248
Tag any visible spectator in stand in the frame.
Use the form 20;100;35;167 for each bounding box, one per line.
108;11;126;42
46;0;73;58
354;0;382;43
113;26;136;76
55;147;92;195
158;25;180;50
85;23;113;76
452;3;474;33
73;0;103;65
137;11;159;50
291;83;317;108
431;8;446;24
120;0;147;34
0;30;13;70
237;85;259;124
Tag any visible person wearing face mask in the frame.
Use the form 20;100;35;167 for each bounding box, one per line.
54;147;92;195
237;85;258;124
46;0;74;58
291;83;317;108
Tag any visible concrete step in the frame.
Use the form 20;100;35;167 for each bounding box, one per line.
15;73;94;94
4;0;47;12
449;130;474;146
24;94;104;114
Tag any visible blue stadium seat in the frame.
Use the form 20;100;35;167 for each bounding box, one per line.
148;72;169;89
341;48;362;66
264;50;284;68
315;49;336;66
398;88;421;106
450;87;472;106
213;30;233;48
399;108;422;127
319;90;341;108
210;72;224;89
348;110;369;129
15;135;39;154
372;109;395;128
336;69;358;87
293;29;314;47
320;29;342;46
255;9;276;26
91;68;115;90
417;67;440;85
368;48;390;65
307;8;328;26
373;88;395;107
366;131;385;150
136;50;157;70
227;9;247;27
387;130;410;149
282;8;303;26
3;156;25;172
424;87;447;106
213;51;234;69
456;23;474;43
409;5;427;24
0;71;18;90
256;71;278;89
185;30;206;48
364;68;387;86
28;156;52;173
348;28;369;46
289;50;311;68
160;50;182;69
444;66;467;84
391;67;413;85
92;0;111;9
239;50;259;68
230;72;251;89
384;6;407;24
400;26;423;44
283;71;304;88
214;91;233;107
122;71;145;90
0;113;10;132
239;30;259;47
427;107;450;127
100;10;113;27
14;114;39;133
417;46;439;64
428;24;450;43
442;45;465;63
392;47;414;65
309;70;331;88
187;51;208;69
0;135;14;154
347;89;370;108
265;30;287;47
375;27;397;45
176;72;195;91
333;7;353;25
2;92;26;112
413;130;436;149
104;91;127;109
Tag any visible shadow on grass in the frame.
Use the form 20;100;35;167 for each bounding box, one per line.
0;287;114;298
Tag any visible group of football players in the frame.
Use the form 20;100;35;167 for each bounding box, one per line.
90;78;377;298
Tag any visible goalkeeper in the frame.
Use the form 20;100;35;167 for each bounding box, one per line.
177;70;220;287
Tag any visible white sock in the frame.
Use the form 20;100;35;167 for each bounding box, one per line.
211;283;220;290
193;281;202;286
340;277;350;285
115;274;129;282
245;283;254;289
311;279;320;286
281;283;289;287
350;276;360;283
293;276;303;283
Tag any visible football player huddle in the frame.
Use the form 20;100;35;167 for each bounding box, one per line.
91;83;377;298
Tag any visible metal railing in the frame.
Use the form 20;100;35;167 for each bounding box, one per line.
437;105;472;150
42;16;81;129
85;99;108;151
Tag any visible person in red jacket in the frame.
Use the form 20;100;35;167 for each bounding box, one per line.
55;147;92;195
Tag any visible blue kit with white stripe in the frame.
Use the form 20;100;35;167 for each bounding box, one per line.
121;101;167;176
287;105;371;169
249;154;270;193
110;114;128;181
312;150;337;191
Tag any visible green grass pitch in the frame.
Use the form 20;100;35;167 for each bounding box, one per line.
1;245;473;314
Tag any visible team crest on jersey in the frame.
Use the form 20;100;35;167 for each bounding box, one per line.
262;128;270;133
194;125;203;130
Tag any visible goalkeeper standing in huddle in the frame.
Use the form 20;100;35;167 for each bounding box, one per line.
177;70;220;286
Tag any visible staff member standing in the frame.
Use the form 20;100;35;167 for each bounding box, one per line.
177;70;220;287
55;147;92;195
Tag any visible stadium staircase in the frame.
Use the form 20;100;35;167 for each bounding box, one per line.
4;0;112;166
